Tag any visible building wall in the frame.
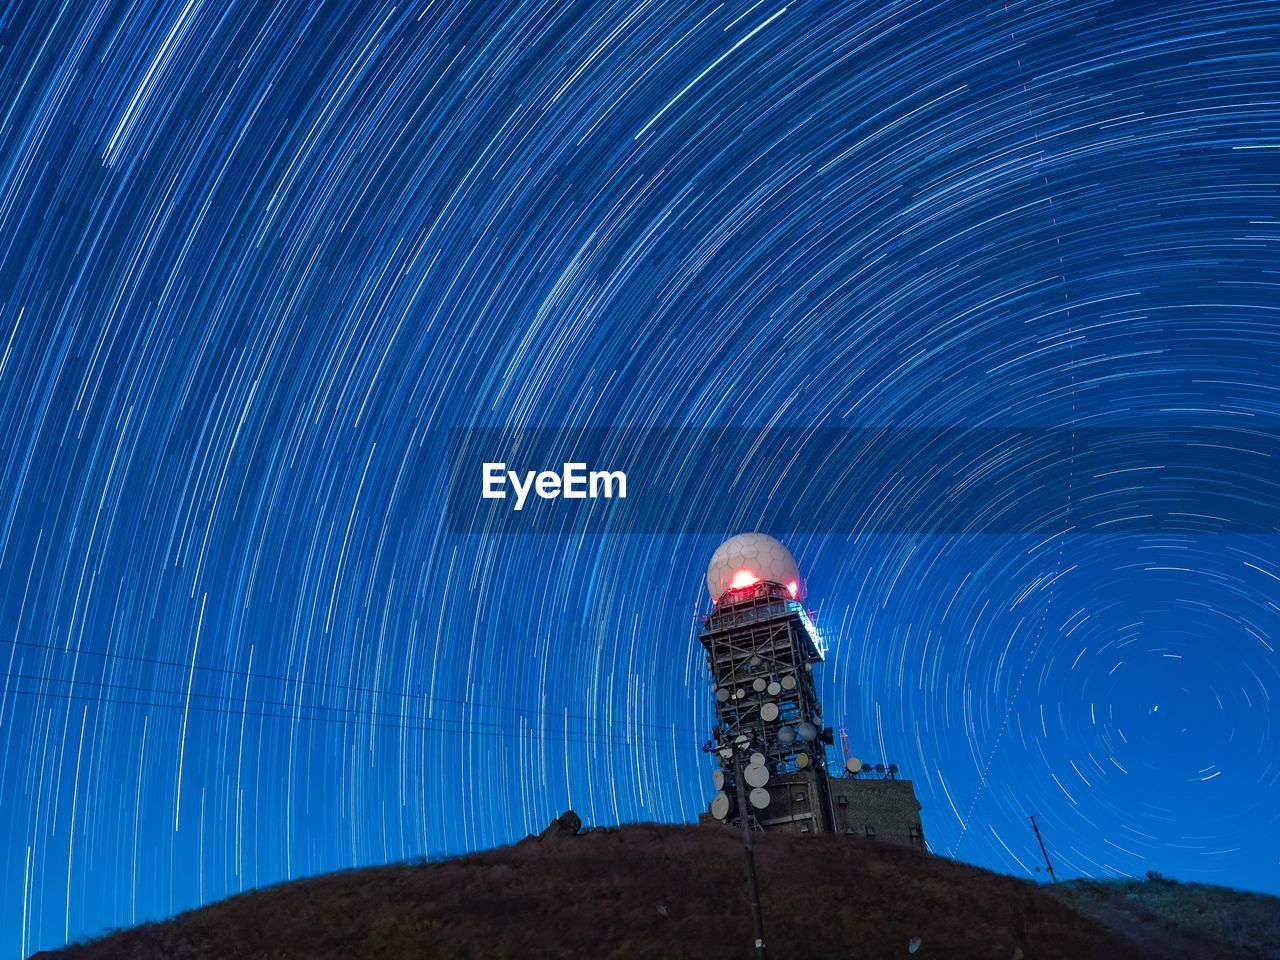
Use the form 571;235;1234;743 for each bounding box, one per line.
756;769;829;835
826;777;927;851
702;773;927;852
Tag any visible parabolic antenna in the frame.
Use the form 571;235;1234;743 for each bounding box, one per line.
752;678;766;692
767;681;781;696
749;752;765;766
744;763;770;788
781;675;797;691
749;787;771;809
777;725;796;745
715;687;730;702
845;757;862;774
712;769;726;790
796;721;818;742
711;792;731;820
795;752;810;769
706;533;801;601
761;702;779;722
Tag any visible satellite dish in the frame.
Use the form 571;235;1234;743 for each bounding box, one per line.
734;688;746;700
735;734;750;746
875;763;885;774
908;936;922;954
749;787;771;810
749;752;765;766
712;770;726;790
796;721;818;742
715;687;730;702
761;702;780;722
795;752;810;769
781;675;797;691
719;747;733;759
777;725;796;745
710;792;731;820
744;764;770;788
767;681;781;696
846;757;862;774
861;762;872;773
752;678;766;692
888;763;898;775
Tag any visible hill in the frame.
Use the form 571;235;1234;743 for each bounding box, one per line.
33;819;1280;960
1050;875;1280;958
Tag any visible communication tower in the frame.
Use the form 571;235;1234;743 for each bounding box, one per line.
700;533;927;849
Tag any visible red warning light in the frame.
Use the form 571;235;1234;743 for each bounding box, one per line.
729;569;760;589
786;580;798;598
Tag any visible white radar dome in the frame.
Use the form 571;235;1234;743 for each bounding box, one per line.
706;532;800;601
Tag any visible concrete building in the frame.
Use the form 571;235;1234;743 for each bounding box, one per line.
827;777;927;850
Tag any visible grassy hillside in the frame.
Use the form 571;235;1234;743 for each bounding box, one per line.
1051;875;1280;959
32;822;1278;960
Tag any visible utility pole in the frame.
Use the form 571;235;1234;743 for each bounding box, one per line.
1028;815;1057;883
733;743;768;958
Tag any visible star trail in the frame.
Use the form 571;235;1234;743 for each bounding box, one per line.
1;0;1279;953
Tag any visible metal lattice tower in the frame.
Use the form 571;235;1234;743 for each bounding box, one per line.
698;534;928;850
701;578;834;833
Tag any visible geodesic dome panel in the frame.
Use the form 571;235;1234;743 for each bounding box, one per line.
705;532;800;601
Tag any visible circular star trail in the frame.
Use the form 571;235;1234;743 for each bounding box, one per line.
1;0;1278;952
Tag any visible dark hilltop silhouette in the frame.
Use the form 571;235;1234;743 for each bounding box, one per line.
32;817;1280;960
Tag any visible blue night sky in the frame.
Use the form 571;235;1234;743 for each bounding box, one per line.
2;0;1279;953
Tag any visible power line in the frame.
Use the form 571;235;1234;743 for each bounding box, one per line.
0;636;705;739
0;674;703;754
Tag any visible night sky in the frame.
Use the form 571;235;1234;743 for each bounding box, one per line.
3;0;1280;953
